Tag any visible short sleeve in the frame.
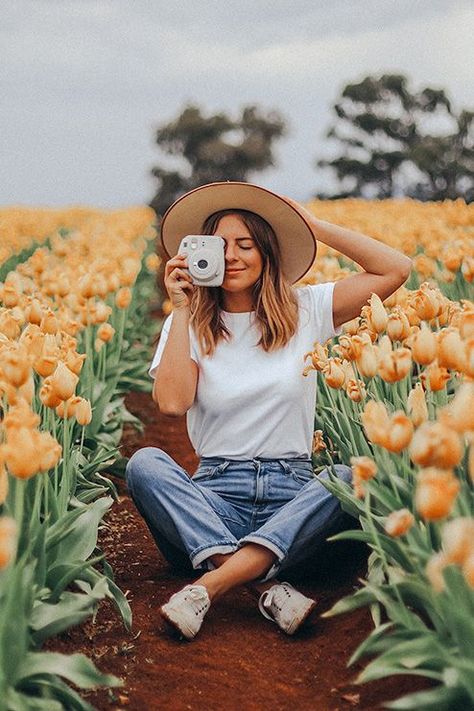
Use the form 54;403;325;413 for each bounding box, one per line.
148;312;199;379
306;282;343;344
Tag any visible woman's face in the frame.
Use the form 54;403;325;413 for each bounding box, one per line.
215;214;264;292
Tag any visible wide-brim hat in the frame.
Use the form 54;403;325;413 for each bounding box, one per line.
160;181;317;284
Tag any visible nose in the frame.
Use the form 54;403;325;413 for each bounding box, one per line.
224;243;239;262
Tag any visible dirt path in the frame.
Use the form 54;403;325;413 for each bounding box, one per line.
48;384;430;711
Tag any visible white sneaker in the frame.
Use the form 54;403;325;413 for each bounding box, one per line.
258;581;317;635
160;584;211;640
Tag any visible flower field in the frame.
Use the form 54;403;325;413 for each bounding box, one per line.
0;197;473;710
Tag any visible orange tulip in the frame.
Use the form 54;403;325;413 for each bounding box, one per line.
385;509;414;537
437;328;466;371
386;307;411;342
2;399;41;431
356;343;378;378
40;309;59;335
420;361;450;391
441;518;474;565
25;298;45;325
377;347;412;383
323;358;346;388
407;382;428;427
383;412;414;452
49;361;79;401
0;428;42;479
350;456;377;481
410;324;437;365
412;283;442;321
415;468;460;520
462;256;474;283
426;551;449;592
333;334;362;362
74;397;92;426
409;421;463;468
116;287;132;309
97;322;115;343
39;377;63;408
438;382;474;433
312;430;326;454
361;400;390;445
346;378;367;403
37;431;62;472
0;311;21;340
0;345;32;387
367;293;388;333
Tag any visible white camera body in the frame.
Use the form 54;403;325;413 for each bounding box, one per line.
178;234;225;287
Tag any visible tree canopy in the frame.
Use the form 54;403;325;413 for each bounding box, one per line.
315;74;474;202
149;104;286;216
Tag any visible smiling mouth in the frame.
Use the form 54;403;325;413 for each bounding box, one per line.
225;269;244;274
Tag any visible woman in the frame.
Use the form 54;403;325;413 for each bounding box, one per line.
126;181;412;641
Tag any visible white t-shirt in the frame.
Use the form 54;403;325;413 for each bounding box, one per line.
149;282;342;460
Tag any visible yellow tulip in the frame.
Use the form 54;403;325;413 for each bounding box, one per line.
0;517;17;570
406;382;428;428
49;361;79;401
384;509;414;537
415;467;460;520
441;518;474;565
409;421;463;468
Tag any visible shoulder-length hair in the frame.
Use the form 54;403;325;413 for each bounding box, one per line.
189;209;299;357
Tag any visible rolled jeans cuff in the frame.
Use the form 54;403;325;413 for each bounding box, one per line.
191;542;239;571
236;534;286;583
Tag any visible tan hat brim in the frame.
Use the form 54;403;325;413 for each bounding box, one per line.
160;181;317;284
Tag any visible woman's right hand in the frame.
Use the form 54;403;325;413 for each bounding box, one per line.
164;254;196;309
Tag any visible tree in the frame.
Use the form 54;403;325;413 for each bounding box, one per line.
315;74;474;202
149;104;287;216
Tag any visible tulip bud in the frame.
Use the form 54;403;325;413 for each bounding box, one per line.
377;347;412;383
383;412;414;452
407;382;428;428
386;307;411;342
323;358;346;388
120;257;141;286
420;361;450;392
368;293;388;333
361;400;390;445
0;345;32;388
97;322;115;343
385;509;414;537
49;361;79;401
40;310;59;335
25;298;44;325
0;516;17;569
64;351;87;376
356;344;378;378
350;456;377;481
415;468;460;521
0;311;21;340
74;397;92;426
437;328;466;371
145;253;161;273
2;428;42;479
410;324;437;365
39;377;63;408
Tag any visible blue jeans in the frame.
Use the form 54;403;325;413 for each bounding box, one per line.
126;447;353;583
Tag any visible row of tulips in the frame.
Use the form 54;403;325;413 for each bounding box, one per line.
304;257;474;709
0;211;160;710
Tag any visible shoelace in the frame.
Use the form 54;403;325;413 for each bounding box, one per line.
183;586;210;615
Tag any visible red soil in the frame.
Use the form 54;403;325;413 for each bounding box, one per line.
47;388;431;710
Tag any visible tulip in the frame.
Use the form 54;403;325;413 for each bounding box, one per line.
40;309;59;335
0;345;32;387
116;287;132;309
405;306;422;327
441;518;474;565
49;360;79;401
18;373;35;404
346;378;367;403
25;298;44;325
361;400;390;445
145;253;161;272
0;517;17;569
383;412;414;452
1;428;42;479
412;283;443;321
386;307;410;342
462;256;474;283
39;377;63;408
356;343;378;378
19;324;44;359
420;361;450;392
463;554;474;589
107;273;121;292
97;322;115;343
415;468;460;520
342;317;361;336
368;293;388;333
89;301;112;325
409;421;463;469
350;456;377;481
0;311;21;340
120;257;141;286
437;328;466;371
438;382;474;433
312;430;326;453
443;248;463;272
64;351;87;376
78;273;96;299
2;398;41;431
74;397;92;426
0;462;8;505
459;310;474;340
385;509;414;537
323;358;346;388
377;347;412;383
55;396;80;419
37;431;62;471
407;382;428;428
333;334;362;362
426;551;449;592
410;324;437;365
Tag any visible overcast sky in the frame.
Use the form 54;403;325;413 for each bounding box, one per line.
1;0;473;209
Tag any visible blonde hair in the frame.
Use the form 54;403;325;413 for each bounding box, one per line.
188;209;299;357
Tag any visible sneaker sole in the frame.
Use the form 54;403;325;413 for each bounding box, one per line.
285;598;318;635
160;606;195;641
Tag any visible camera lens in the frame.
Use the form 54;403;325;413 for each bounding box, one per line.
197;259;208;270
